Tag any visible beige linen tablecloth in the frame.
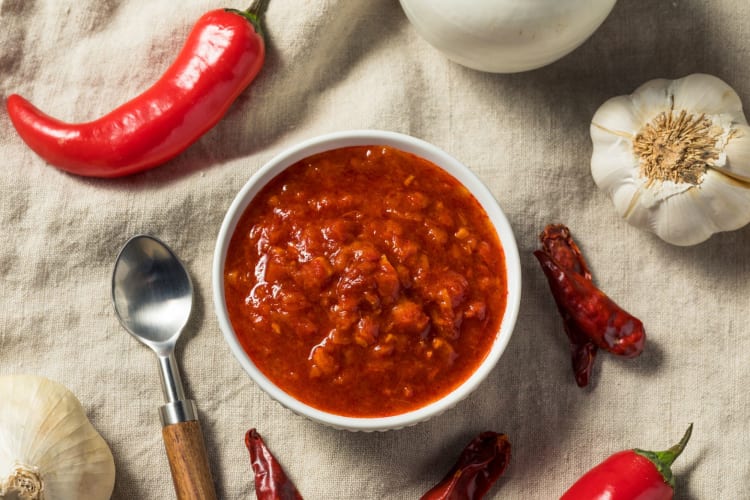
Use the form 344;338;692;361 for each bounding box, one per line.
2;0;749;498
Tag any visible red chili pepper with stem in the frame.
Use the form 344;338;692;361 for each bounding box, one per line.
420;432;511;500
245;428;303;500
561;424;693;500
6;1;269;178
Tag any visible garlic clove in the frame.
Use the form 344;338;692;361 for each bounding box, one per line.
591;95;642;137
590;109;646;224
648;186;718;246
670;74;747;124
693;170;750;233
627;78;674;123
716;123;750;182
590;131;638;193
0;375;115;500
643;170;750;246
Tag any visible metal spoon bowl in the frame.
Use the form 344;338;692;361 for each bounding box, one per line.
113;234;193;352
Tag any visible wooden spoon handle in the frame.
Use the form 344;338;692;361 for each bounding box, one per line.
162;419;217;500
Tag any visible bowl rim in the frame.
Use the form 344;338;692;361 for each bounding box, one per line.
212;129;522;431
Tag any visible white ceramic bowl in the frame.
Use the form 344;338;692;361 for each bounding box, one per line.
212;130;521;431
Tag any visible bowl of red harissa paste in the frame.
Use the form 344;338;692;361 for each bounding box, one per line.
212;130;521;431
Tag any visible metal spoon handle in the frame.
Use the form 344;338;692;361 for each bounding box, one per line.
162;419;217;500
158;353;187;405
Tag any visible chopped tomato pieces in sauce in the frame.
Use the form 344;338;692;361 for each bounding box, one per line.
224;146;507;417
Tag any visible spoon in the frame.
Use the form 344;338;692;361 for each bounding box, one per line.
112;234;217;500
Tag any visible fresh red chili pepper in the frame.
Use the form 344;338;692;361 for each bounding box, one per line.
538;224;599;387
561;424;693;500
245;428;303;500
420;432;511;500
6;1;269;178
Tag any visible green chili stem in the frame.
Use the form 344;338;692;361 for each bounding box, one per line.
227;0;269;35
247;0;270;17
634;423;693;489
653;423;693;467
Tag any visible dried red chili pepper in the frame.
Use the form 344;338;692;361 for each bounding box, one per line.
535;250;645;357
420;432;511;500
245;428;303;500
537;224;598;387
539;224;592;280
560;424;693;500
534;224;646;385
6;1;269;178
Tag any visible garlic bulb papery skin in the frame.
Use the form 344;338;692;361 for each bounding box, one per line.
590;73;750;246
399;0;617;73
0;375;115;500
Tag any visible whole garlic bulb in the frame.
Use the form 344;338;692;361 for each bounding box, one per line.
399;0;618;73
0;375;116;500
590;73;750;246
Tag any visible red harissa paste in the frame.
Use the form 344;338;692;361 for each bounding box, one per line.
224;146;507;417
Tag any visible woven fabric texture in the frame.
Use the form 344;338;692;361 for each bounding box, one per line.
1;1;748;498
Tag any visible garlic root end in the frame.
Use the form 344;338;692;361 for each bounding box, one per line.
1;465;44;500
